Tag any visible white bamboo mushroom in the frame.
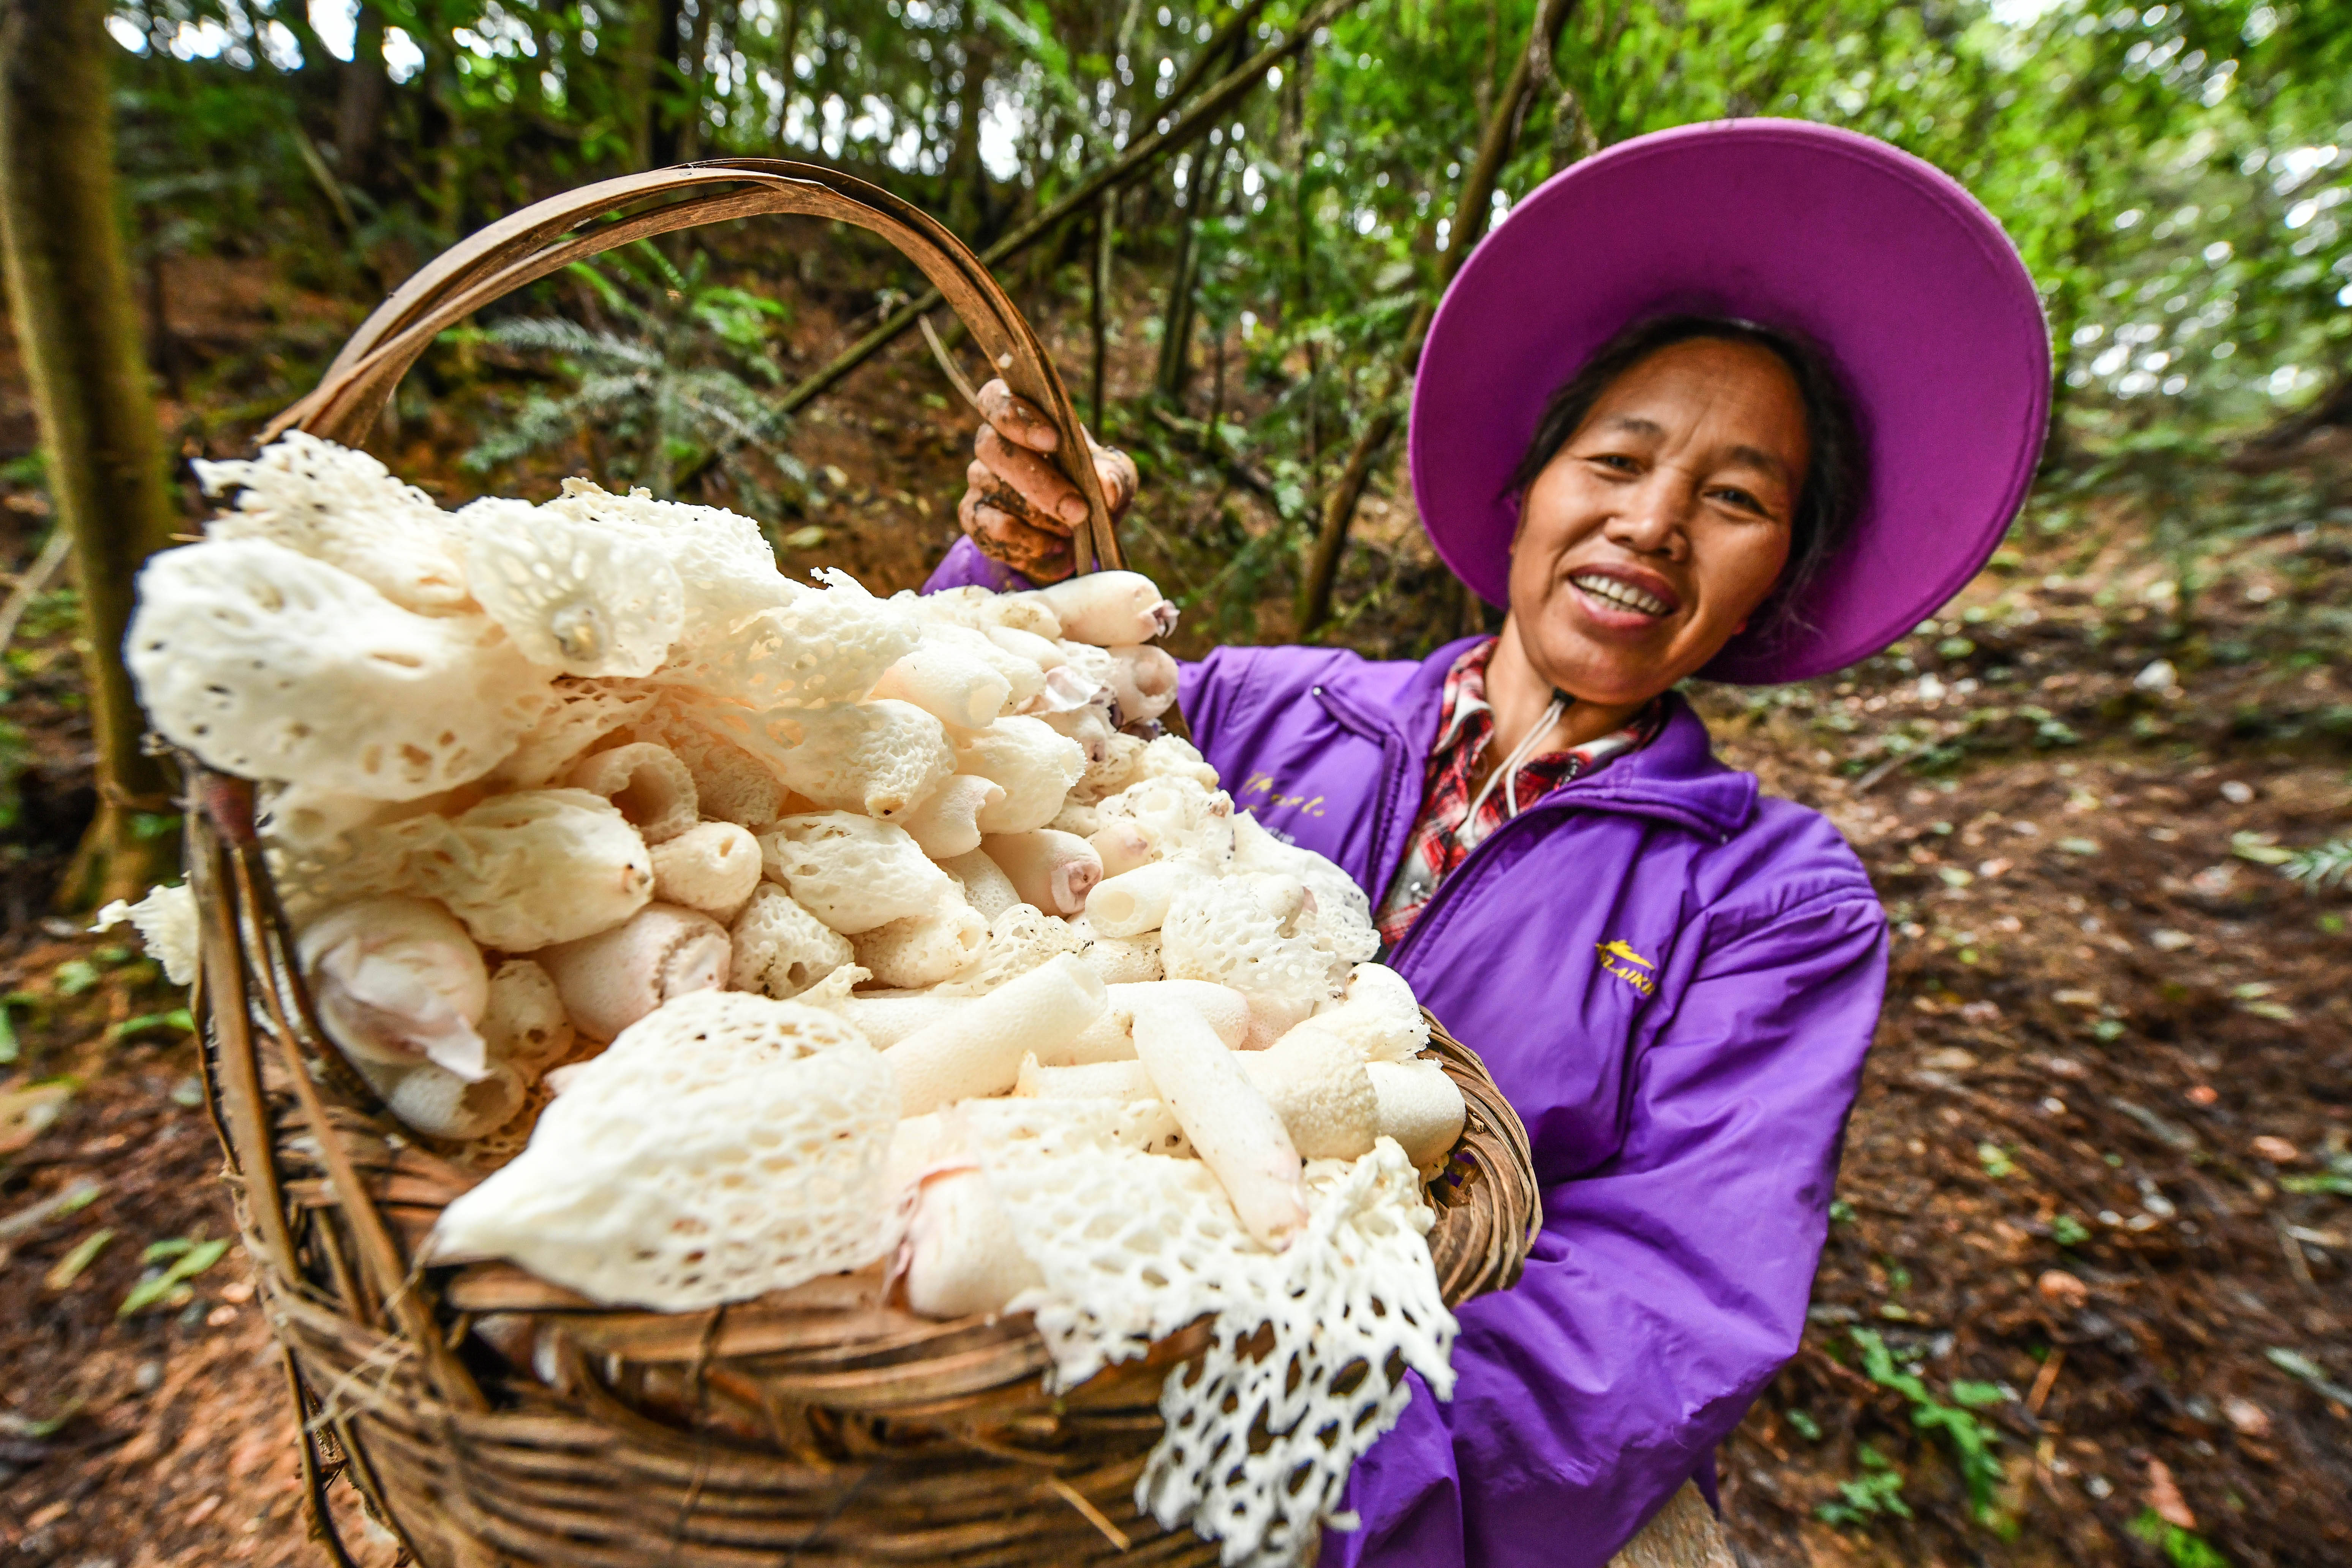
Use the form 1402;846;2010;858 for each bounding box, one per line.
758;813;954;934
540;903;732;1041
1087;821;1152;879
395;790;655;952
897;775;1004;860
1055;978;1249;1065
567;742;700;844
1290;964;1431;1063
458;498;687;677
126;538;548;801
425;991;899;1310
650;571;915;708
1131;996;1309;1249
633;704;789;826
851;901;989;988
1106;643;1181;725
383;1060;528;1141
982;622;1064;672
650;821;763;918
902;1169;1045;1319
194;432;471;615
1242;990;1318;1051
1083;860;1194;937
1024;570;1179;645
885;953;1107;1115
297;896;492;1081
955;716;1086;835
871;638;1015;728
90;882;199;987
1236;1031;1379;1161
883;1111;958;1196
937;848;1020;921
836;993;974;1050
479;959;575;1075
772;699;956;820
982;829;1102;915
1366;1059;1467;1179
929;904;1086;996
730;883;854;999
1072;922;1163;985
1012;1055;1156;1100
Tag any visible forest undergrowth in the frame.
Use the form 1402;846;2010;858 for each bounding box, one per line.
0;241;2347;1568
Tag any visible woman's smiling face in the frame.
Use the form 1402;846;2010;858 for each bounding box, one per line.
1508;337;1811;706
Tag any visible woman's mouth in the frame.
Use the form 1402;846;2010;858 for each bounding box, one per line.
1567;567;1679;621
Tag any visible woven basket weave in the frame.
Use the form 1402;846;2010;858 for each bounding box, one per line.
184;160;1543;1568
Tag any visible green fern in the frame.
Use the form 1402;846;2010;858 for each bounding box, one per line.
2282;840;2352;894
461;242;805;524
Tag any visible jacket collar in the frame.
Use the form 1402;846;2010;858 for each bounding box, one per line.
1312;637;1759;843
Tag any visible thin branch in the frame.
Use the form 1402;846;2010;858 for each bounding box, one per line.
776;0;1364;416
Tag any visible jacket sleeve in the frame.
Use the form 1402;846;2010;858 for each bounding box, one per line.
1329;884;1889;1568
918;535;1035;594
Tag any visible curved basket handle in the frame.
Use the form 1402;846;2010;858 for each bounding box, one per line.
266;158;1122;573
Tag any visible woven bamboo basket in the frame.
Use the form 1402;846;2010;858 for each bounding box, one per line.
182;160;1543;1568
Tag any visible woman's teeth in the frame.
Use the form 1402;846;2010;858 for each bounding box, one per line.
1571;572;1669;616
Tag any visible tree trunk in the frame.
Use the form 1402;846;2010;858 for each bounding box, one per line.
0;0;181;910
674;0;719;163
1155;136;1229;402
336;3;387;185
1296;0;1578;635
1091;188;1114;429
646;0;689;167
946;12;991;239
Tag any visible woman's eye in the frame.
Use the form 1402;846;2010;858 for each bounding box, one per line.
1709;486;1764;512
1589;453;1639;472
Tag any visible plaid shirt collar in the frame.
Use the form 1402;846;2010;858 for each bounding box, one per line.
1375;639;1665;946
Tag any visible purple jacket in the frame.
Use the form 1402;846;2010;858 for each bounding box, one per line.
924;542;1887;1566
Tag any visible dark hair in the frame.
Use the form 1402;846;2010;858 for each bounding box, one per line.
1505;313;1866;644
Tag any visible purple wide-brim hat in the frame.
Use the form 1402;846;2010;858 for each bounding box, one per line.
1410;119;2051;685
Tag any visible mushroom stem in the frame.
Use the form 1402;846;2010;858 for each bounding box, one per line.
541;903;732;1040
1012;1054;1156;1100
872;640;1014;729
1131;997;1309;1249
650;821;763;918
982;829;1103;915
1366;1059;1467;1180
1087;821;1153;878
1083;861;1192;937
1025;571;1177;645
902;1169;1044;1318
567;742;700;844
885;954;1106;1114
1106;643;1180;725
898;775;1005;859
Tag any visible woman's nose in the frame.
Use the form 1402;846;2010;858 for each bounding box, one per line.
1607;476;1692;558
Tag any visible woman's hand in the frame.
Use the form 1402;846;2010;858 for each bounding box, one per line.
958;379;1139;583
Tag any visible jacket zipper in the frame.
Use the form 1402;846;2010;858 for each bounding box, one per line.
1310;681;1421;887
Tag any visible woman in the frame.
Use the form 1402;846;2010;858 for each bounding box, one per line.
929;120;2049;1566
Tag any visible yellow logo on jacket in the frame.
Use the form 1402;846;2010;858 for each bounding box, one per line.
1595;940;1657;996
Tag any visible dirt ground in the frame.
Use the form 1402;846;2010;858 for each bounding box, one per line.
1;247;2347;1567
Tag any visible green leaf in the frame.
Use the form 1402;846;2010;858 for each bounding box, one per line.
43;1228;114;1291
1949;1380;2009;1409
52;959;100;997
2052;1214;2091;1248
119;1236;230;1317
2229;831;2295;866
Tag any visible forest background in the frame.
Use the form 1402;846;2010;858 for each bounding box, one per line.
0;1;2349;1566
